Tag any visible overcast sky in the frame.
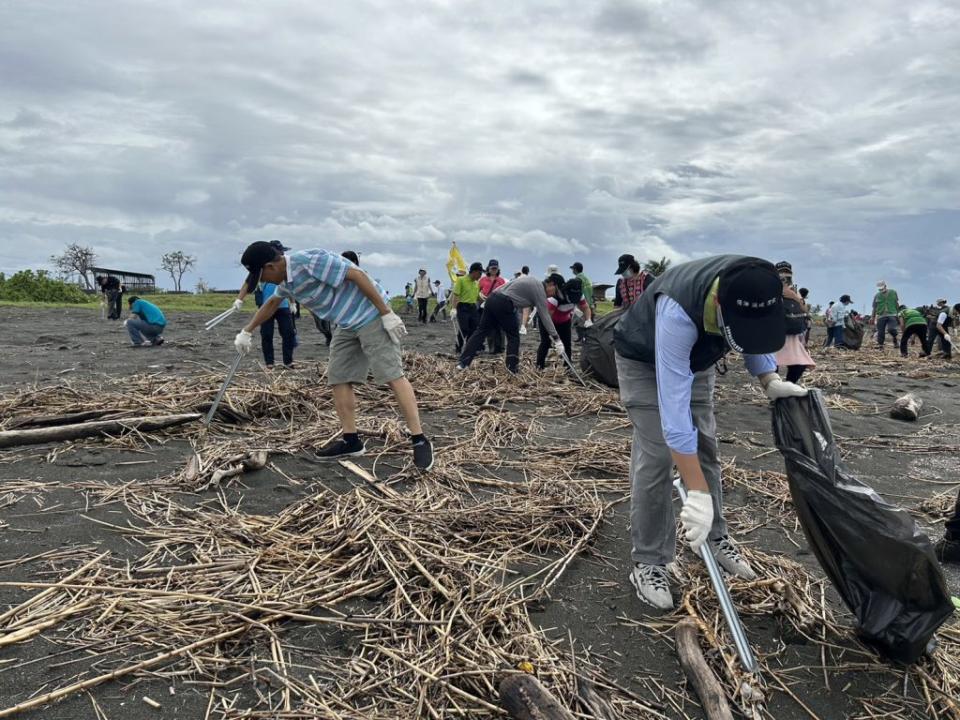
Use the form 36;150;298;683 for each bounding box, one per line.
2;0;959;307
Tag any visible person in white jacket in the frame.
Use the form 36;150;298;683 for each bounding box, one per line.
413;269;433;324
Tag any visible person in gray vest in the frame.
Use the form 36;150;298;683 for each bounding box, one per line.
614;255;807;610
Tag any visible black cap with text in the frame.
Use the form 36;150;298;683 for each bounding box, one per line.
717;258;785;354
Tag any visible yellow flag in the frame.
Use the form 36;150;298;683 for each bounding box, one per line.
446;243;466;282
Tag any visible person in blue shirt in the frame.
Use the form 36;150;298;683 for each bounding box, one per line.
613;256;807;610
124;296;166;346
258;281;296;369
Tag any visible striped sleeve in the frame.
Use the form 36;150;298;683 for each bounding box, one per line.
303;250;349;288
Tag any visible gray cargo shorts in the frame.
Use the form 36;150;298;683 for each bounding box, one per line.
327;317;405;386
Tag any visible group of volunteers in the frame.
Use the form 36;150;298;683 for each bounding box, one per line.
822;281;958;359
104;241;960;608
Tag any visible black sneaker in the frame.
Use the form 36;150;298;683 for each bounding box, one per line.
412;437;434;471
934;538;960;565
315;437;365;460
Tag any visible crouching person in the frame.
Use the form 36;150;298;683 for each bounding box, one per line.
614;255;806;609
234;242;433;470
125;296;166;346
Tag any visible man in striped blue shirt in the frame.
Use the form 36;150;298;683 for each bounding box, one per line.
234;242;433;470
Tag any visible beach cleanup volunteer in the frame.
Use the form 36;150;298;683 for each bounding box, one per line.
449;263;482;353
458;274;563;374
234;241;434;471
614;255;806;609
124;295;166;346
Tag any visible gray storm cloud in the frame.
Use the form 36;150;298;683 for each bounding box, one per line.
1;0;959;303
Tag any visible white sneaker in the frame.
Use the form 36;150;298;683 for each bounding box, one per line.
709;537;757;580
629;563;674;610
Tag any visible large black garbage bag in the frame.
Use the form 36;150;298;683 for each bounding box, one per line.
580;309;624;388
772;391;953;663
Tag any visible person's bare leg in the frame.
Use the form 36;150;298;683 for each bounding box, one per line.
332;383;358;433
388;377;423;435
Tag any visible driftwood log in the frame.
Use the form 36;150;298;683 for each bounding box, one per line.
890;393;923;421
675;619;734;720
0;413;201;449
498;673;576;720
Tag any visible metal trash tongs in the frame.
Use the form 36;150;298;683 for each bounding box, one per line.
674;477;758;673
204;307;237;331
557;347;589;388
204;352;244;426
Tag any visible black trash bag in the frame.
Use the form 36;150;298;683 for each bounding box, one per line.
772;391;953;663
580;309;624;388
843;316;864;350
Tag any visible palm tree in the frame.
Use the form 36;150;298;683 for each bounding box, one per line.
644;256;671;277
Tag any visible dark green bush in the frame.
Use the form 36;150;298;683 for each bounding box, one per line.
0;270;95;303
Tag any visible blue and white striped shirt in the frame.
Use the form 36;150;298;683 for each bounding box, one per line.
276;250;384;331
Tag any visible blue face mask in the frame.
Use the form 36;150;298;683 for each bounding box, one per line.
622;269;635;279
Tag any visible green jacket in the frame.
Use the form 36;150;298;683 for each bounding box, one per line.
576;272;594;308
873;289;899;317
899;308;926;328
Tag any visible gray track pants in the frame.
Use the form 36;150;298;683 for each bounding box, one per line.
615;353;727;566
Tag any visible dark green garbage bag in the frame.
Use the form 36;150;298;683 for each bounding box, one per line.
772;391;953;663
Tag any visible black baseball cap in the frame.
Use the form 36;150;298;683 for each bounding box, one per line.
269;240;291;253
717;259;785;354
469;262;484;273
570;261;583;273
241;241;281;293
615;254;635;274
487;259;499;270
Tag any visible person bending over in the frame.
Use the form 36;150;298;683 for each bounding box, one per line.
614;255;806;610
234;242;433;470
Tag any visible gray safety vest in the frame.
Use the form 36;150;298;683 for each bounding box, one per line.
613;254;755;373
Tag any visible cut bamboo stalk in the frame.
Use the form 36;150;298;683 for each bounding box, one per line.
0;625;249;718
0;414;201;449
675;619;734;720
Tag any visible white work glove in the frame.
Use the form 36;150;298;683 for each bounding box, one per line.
449;308;457;320
945;334;952;344
232;298;243;312
519;325;527;335
552;338;565;356
381;311;407;345
584;319;594;329
763;376;809;400
235;329;253;355
679;490;714;552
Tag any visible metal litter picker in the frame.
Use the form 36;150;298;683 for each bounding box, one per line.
557;348;589;388
204;307;238;332
674;477;758;673
204;352;244;426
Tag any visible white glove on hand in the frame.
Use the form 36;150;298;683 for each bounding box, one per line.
381;311;407;345
584;319;594;329
235;329;253;355
232;298;243;312
449;308;457;320
764;376;809;400
552;338;565;356
679;490;714;552
519;325;527;335
945;334;952;344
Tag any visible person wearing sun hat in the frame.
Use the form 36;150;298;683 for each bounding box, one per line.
478;259;506;354
233;241;434;471
613;255;806;610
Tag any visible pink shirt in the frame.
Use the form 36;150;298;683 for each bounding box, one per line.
478;275;505;297
547;297;587;324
